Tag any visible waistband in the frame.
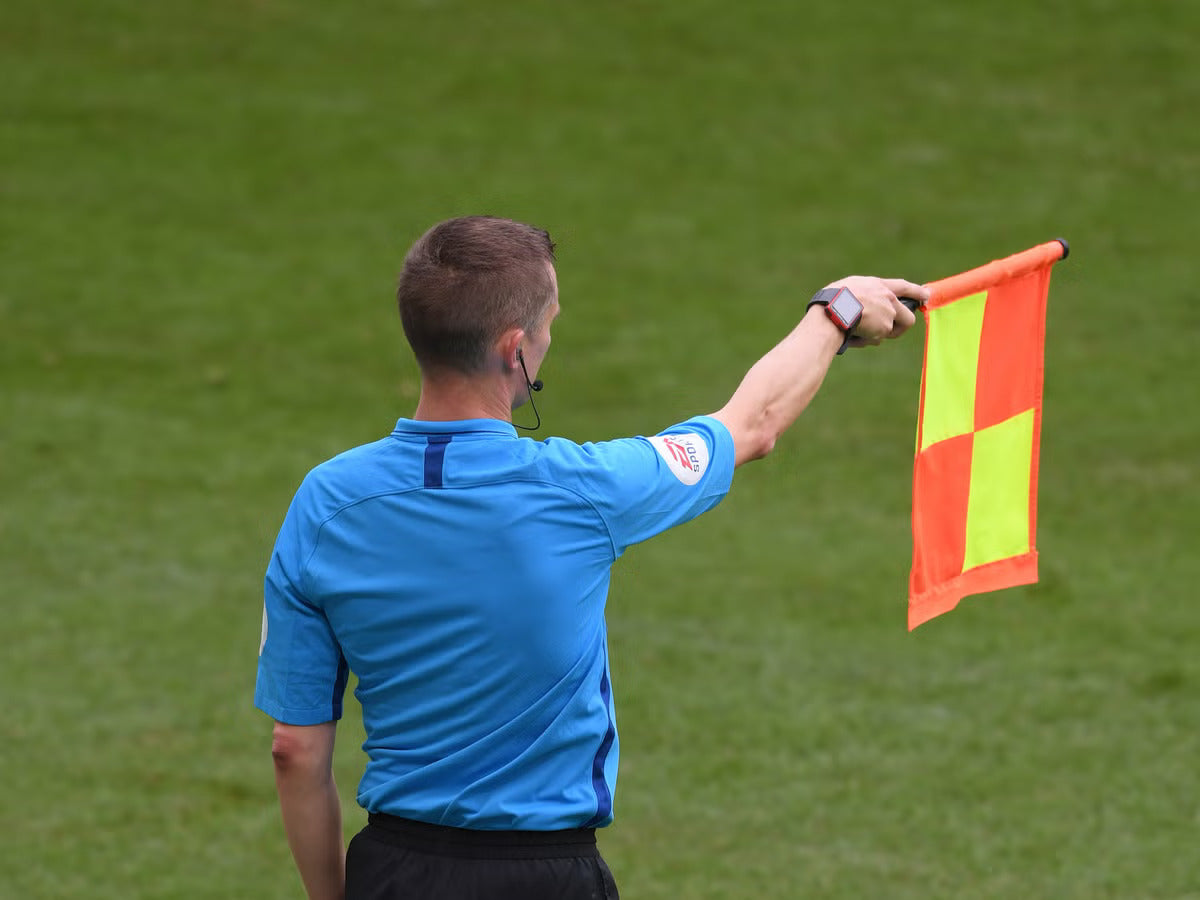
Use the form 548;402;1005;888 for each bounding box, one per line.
364;813;599;860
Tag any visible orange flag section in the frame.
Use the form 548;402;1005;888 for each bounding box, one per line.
909;240;1067;630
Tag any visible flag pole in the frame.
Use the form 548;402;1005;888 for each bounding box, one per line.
918;239;1069;310
899;239;1069;312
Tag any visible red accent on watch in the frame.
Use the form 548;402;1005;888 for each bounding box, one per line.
824;288;859;331
825;304;849;330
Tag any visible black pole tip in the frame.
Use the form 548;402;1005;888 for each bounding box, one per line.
1054;237;1070;259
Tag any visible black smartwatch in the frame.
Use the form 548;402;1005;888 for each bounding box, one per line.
808;287;864;355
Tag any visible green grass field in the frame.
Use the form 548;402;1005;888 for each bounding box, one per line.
3;1;1198;896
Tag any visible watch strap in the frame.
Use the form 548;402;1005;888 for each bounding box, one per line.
807;287;842;310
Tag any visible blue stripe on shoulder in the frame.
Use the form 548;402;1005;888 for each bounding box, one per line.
423;435;453;488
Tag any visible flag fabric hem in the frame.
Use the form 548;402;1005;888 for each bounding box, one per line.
908;551;1038;630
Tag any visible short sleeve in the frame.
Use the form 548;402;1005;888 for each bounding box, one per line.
559;415;735;556
254;486;349;726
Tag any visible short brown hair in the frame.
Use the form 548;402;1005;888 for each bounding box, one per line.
397;216;557;374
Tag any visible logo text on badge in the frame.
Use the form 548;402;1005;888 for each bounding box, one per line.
648;433;709;485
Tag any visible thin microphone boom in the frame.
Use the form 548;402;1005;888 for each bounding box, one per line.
515;350;543;431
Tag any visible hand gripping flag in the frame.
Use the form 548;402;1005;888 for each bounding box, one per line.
908;239;1069;630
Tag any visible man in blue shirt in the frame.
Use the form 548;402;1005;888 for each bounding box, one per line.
256;216;927;900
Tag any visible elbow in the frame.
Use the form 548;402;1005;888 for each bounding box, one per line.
271;722;329;776
736;422;778;465
747;433;777;463
713;407;781;466
746;407;786;462
271;728;304;774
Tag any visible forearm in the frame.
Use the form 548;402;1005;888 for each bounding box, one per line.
713;306;843;465
273;721;345;900
276;764;345;900
711;276;926;466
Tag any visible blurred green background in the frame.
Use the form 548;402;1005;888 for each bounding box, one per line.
3;0;1197;896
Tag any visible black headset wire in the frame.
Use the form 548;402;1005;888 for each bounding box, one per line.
514;350;543;432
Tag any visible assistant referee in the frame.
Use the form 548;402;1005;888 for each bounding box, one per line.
255;215;927;900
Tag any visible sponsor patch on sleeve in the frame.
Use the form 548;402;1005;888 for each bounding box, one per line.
648;433;710;485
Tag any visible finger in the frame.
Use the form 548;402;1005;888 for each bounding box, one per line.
892;297;917;330
882;278;931;306
847;335;882;348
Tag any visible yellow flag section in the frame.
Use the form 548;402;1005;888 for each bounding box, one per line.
909;240;1068;630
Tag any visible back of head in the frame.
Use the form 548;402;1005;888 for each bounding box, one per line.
397;216;557;375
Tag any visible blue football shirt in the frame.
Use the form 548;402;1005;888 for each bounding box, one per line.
255;414;734;830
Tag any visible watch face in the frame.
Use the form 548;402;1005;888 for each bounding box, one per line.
828;289;863;329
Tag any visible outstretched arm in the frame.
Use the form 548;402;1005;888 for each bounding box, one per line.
272;721;345;900
711;276;928;467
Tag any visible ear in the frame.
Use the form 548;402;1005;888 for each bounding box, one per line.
497;327;525;372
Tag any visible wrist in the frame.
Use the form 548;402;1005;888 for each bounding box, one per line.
801;305;848;359
807;287;863;355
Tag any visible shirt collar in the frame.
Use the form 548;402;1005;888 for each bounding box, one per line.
390;417;518;440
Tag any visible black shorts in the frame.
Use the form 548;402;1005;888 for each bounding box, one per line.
346;814;620;900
